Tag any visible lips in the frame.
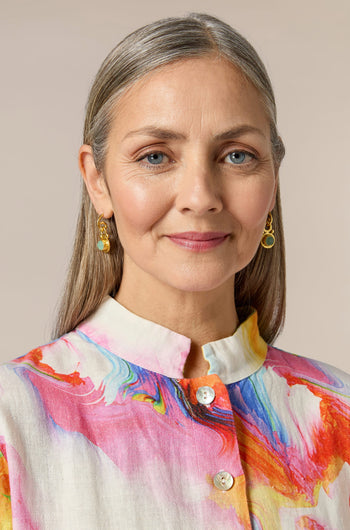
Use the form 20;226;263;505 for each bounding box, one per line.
169;231;229;240
166;231;230;251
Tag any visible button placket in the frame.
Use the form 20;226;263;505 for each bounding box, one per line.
179;375;248;516
196;385;235;492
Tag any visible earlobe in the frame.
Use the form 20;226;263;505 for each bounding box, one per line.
78;144;113;217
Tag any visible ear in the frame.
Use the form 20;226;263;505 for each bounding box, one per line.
78;144;114;218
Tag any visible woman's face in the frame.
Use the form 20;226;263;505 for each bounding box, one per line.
83;56;278;294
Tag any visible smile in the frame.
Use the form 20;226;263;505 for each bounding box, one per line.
166;232;230;251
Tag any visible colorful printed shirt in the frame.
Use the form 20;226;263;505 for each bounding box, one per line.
0;296;349;529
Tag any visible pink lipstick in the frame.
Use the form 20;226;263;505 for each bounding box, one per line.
167;232;229;251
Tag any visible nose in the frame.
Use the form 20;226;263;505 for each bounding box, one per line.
175;160;223;215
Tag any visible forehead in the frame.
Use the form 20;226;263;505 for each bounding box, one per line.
110;56;270;139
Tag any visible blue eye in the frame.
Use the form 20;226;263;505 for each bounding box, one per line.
146;152;164;165
227;151;249;164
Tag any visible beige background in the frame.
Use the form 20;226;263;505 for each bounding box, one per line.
1;0;349;371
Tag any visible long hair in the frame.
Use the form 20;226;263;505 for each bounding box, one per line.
53;13;286;344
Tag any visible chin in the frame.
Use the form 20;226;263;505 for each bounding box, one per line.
162;270;235;294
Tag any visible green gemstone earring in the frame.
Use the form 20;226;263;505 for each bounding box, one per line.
97;214;110;253
261;212;275;249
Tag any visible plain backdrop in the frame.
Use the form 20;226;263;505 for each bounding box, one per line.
1;0;349;371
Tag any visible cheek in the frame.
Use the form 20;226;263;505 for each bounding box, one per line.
109;181;171;238
228;182;274;229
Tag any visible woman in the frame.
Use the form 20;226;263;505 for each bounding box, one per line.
0;13;349;529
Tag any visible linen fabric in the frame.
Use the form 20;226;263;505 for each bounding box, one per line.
0;296;349;529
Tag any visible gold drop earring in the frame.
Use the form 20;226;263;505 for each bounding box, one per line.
97;214;110;253
261;212;275;249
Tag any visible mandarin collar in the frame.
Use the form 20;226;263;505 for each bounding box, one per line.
77;296;267;384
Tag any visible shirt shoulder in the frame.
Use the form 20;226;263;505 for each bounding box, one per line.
264;344;350;402
0;328;114;401
0;331;78;375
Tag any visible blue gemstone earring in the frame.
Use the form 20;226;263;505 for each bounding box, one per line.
97;214;110;253
261;212;275;249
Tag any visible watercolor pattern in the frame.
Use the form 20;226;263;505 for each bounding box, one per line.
0;297;349;529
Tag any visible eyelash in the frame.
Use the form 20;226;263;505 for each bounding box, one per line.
136;149;257;169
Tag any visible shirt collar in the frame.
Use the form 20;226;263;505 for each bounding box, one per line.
77;296;267;384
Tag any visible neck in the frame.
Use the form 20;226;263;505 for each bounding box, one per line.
116;266;238;378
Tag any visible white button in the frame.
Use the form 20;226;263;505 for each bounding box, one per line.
196;386;215;405
214;471;234;491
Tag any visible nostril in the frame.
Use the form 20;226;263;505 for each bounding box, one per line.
175;175;224;214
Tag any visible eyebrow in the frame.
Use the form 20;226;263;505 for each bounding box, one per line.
123;126;186;141
122;124;266;142
214;125;266;140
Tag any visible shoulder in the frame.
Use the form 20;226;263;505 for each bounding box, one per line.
0;328;112;401
264;344;350;402
0;329;116;444
0;331;78;378
0;334;74;404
